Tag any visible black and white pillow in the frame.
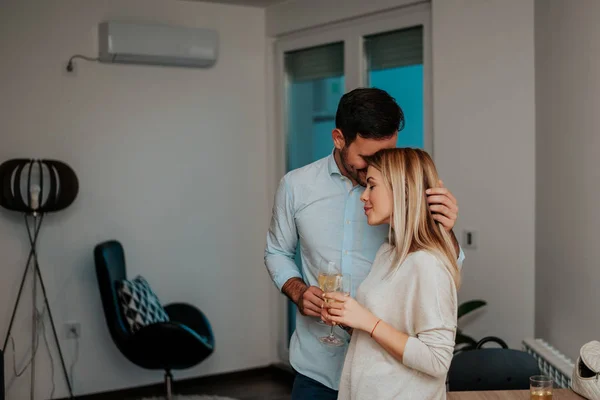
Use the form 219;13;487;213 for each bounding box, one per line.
117;275;169;334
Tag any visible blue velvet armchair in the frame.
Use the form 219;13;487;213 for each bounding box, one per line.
94;240;214;399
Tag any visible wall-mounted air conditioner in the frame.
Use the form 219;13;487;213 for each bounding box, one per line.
98;21;218;68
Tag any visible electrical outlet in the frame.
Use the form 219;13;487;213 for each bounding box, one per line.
463;230;478;249
65;321;81;339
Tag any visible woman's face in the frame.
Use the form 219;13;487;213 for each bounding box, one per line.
360;166;393;226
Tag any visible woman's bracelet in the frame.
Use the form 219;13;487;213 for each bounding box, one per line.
370;319;382;338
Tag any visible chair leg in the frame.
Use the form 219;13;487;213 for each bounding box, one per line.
165;370;173;400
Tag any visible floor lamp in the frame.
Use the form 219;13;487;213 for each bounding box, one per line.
0;159;79;400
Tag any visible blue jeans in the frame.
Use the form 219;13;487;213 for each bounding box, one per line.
292;373;338;400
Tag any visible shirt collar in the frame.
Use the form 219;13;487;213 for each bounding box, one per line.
327;149;342;176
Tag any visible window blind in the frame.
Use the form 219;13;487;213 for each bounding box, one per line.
285;42;344;82
365;26;423;71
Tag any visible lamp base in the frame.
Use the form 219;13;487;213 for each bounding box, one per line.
1;213;73;399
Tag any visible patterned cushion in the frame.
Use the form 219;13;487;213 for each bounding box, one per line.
117;275;169;333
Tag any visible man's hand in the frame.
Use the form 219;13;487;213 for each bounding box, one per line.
281;278;324;318
298;286;325;317
426;180;458;231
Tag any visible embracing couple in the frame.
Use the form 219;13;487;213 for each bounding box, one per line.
265;88;464;400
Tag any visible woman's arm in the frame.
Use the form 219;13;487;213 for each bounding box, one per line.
322;294;414;364
324;297;454;378
323;255;457;378
364;317;411;364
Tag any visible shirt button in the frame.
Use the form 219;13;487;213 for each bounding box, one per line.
344;250;349;255
346;220;351;224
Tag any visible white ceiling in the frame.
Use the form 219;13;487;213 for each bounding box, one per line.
185;0;287;7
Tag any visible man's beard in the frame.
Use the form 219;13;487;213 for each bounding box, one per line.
340;147;368;187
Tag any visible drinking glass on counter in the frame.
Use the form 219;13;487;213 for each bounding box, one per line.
530;375;553;400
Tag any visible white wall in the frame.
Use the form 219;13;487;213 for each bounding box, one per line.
535;0;600;360
0;0;277;398
432;0;536;349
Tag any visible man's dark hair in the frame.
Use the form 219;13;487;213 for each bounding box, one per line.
335;87;405;145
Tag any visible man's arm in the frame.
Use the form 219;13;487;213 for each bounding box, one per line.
265;176;323;317
282;278;323;317
281;278;307;305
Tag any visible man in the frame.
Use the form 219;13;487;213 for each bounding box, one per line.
265;88;463;400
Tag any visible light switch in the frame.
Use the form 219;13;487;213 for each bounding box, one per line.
463;230;478;249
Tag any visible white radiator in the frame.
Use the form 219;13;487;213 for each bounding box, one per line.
522;338;575;389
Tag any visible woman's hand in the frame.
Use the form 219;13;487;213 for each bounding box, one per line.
322;292;379;333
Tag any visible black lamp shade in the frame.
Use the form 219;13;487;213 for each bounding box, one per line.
0;159;79;214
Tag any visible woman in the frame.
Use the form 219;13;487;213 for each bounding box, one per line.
322;148;461;400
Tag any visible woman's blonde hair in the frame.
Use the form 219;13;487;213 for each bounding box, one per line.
364;148;460;289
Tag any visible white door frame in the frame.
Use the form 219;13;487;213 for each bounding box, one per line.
268;2;432;364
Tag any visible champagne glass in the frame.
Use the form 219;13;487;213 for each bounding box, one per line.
341;273;351;297
319;264;349;347
316;258;331;325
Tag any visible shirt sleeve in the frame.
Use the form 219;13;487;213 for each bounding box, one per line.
264;175;303;291
402;254;458;378
457;246;465;270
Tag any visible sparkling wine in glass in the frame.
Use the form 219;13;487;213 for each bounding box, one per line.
316;258;338;325
319;264;349;347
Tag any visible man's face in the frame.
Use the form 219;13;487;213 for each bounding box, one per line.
338;134;397;186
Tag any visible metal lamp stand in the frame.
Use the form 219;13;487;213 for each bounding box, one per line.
2;212;74;399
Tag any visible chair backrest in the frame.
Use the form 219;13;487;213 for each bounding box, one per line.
94;240;130;346
447;348;541;391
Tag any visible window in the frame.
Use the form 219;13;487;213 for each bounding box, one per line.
365;26;424;149
284;42;345;171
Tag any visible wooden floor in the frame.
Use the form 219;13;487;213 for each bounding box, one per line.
171;365;293;400
70;364;294;400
